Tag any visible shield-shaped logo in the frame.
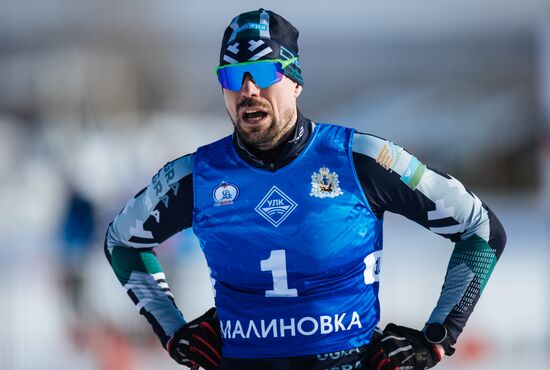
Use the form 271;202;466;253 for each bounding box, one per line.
310;166;344;198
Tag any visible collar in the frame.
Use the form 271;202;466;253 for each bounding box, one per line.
232;110;314;171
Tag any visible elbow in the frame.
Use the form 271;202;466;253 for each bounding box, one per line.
104;222;114;263
487;207;506;260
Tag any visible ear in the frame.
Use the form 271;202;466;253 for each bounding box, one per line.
294;83;303;98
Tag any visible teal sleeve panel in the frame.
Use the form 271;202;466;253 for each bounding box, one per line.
106;244;185;347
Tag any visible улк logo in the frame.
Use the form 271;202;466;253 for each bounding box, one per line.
310;166;343;198
213;182;239;206
255;186;298;227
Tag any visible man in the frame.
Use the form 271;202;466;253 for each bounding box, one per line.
105;9;506;370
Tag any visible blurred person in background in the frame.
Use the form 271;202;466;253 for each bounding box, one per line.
59;183;96;345
104;8;506;370
60;186;95;319
59;182;140;370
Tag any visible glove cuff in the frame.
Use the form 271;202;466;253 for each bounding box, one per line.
385;323;442;369
166;335;175;353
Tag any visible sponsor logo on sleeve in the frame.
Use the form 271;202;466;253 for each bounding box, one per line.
400;157;426;190
376;142;401;171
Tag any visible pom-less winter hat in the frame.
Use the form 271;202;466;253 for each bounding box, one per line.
219;8;303;85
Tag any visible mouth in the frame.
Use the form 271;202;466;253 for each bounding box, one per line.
241;108;269;125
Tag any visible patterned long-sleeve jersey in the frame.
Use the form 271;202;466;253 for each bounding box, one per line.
105;116;505;353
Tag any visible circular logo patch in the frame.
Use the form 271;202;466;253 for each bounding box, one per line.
212;182;239;206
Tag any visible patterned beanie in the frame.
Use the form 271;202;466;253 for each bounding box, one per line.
219;8;304;85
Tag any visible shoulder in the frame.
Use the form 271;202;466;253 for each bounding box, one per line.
352;132;396;160
147;152;196;201
352;132;416;172
352;132;426;190
312;122;353;131
310;122;356;142
157;152;195;180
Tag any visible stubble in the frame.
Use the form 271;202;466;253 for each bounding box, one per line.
230;98;296;150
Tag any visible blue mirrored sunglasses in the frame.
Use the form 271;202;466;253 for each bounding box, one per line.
215;57;298;91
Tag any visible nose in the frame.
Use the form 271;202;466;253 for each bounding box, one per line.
240;73;260;97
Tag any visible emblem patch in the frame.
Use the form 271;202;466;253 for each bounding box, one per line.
255;186;298;227
213;182;239;206
376;142;401;171
310;166;343;198
400;156;426;190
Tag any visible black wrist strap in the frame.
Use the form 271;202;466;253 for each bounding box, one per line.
441;338;456;356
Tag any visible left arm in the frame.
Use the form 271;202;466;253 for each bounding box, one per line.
352;132;506;356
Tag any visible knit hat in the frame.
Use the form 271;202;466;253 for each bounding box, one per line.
219;8;303;85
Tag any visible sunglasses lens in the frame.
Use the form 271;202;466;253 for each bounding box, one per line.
249;62;283;89
217;67;245;91
217;61;284;91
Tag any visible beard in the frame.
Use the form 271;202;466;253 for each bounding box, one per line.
230;97;296;150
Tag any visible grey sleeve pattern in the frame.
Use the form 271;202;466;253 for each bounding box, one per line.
106;153;195;251
352;132;506;343
104;153;195;347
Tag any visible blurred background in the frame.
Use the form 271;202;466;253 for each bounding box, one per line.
0;1;548;369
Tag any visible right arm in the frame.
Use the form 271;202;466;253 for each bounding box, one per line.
104;153;194;348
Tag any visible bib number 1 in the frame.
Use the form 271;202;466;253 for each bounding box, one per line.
260;250;298;297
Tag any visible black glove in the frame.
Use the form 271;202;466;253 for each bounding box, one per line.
167;307;222;369
364;323;442;370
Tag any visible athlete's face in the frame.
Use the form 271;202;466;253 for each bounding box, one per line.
224;74;303;151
